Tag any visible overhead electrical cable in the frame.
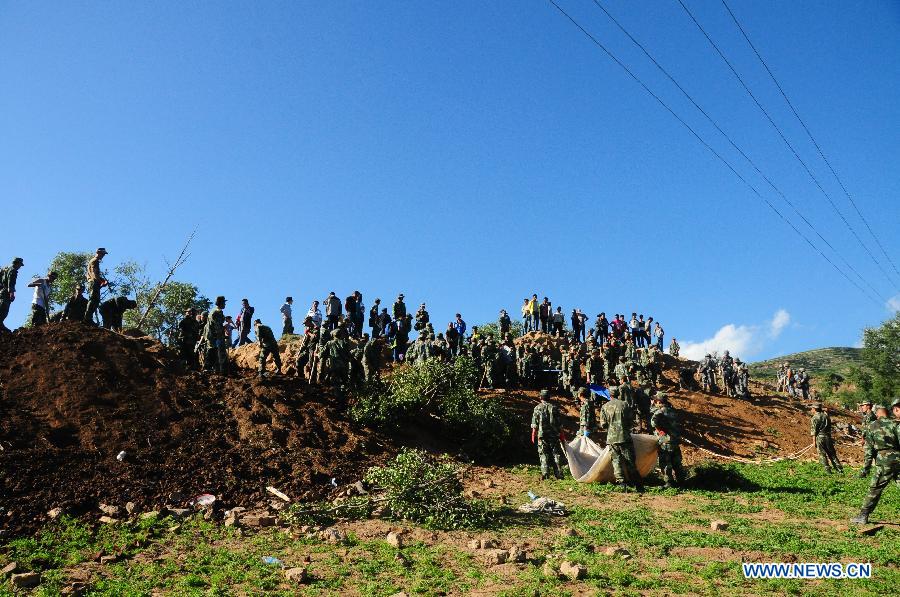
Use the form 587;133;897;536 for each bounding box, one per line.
675;0;897;293
586;0;886;302
720;0;900;284
545;0;881;306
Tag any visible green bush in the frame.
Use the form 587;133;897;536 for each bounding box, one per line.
364;449;495;530
349;357;513;457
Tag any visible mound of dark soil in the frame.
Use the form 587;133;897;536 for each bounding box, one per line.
0;323;390;536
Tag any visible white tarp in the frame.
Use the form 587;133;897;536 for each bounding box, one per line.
563;434;660;483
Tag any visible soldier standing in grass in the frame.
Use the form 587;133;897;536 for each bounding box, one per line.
651;393;685;488
857;400;876;478
531;390;566;480
810;402;843;474
600;386;643;492
254;319;282;378
852;399;900;524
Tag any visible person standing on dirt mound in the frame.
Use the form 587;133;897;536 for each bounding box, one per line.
27;270;57;326
600;386;643;493
254;319;282;378
578;388;596;438
810;402;843;474
204;296;228;375
280;296;293;336
531;390;566;480
0;257;24;332
61;283;88;322
178;308;200;368
83;247;108;325
669;337;680;358
235;298;255;346
852;400;900;524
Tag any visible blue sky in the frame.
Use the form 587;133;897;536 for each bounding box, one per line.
2;1;898;360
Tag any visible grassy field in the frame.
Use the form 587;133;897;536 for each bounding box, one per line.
2;461;898;596
750;347;863;381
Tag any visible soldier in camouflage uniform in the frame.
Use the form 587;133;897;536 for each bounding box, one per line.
586;349;605;387
651;393;684;488
810;402;843;473
796;368;811;400
578;387;596;437
323;327;351;402
481;337;498;389
531;390;566;480
203;296;228;375
668;337;680;358
851;400;900;524
362;334;380;382
565;347;582;397
599;386;643;492
857;400;876;478
613;356;630;384
254;319;282;377
0;257;24;332
406;329;430;364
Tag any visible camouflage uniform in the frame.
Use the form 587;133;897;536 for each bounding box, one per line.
651;397;684;487
323;330;351;398
481;340;498;388
586;352;605;387
600;389;643;491
859;407;876;477
255;323;282;376
531;393;565;479
853;404;900;523
0;259;23;331
668;338;680;357
203;302;228;375
810;408;843;473
579;392;596;436
362;337;379;381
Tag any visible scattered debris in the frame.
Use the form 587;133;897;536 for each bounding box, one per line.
98;516;119;525
519;495;567;516
190;494;216;508
603;546;631;560
140;511;159;520
116;451;127;462
99;555;118;565
266;486;291;502
261;556;284;567
284;566;308;584
11;572;41;589
1;562;17;576
125;502;137;515
319;527;346;544
710;520;729;532
47;507;63;520
386;531;404;549
509;546;528;563
242;514;276;528
98;504;119;516
559;560;587;580
483;549;509;565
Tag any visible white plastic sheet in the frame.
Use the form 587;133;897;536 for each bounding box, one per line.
563;434;659;483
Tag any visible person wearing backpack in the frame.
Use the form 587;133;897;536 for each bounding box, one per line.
0;257;25;332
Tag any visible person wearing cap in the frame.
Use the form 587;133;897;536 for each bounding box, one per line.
61;283;88;323
857;400;876;478
578;388;596;438
851;400;900;524
0;257;24;331
600;385;643;492
392;294;407;324
651;393;684;488
280;296;294;337
810;402;843;474
27;270;57;326
254;319;282;378
531;390;566;480
203;296;228;374
83;248;108;324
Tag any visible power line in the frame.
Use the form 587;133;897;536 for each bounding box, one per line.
675;0;897;294
586;0;885;302
544;0;881;306
720;0;900;284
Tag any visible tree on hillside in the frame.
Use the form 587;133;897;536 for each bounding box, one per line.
860;312;900;401
115;260;209;343
476;319;524;340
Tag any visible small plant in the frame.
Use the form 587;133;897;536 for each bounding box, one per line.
364;449;496;530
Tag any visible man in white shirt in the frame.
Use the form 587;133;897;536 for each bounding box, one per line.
280;296;294;336
307;300;323;328
27;271;57;326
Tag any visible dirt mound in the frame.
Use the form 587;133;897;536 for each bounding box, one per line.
0;323;391;536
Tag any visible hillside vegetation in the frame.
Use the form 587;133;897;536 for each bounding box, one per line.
750;347;862;381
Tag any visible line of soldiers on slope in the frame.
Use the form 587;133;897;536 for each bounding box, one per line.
775;362;812;400
531;386;686;492
0;251;138;333
695;351;752;399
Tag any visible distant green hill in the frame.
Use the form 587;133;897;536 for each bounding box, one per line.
750;347;862;381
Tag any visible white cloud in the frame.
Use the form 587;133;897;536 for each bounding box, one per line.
769;309;790;337
888;294;900;313
680;310;791;361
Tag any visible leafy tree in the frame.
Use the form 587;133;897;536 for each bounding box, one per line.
114;260;209;343
475;319;524;340
860;312;900;401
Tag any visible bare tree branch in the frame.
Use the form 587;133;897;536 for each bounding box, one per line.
136;231;196;330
